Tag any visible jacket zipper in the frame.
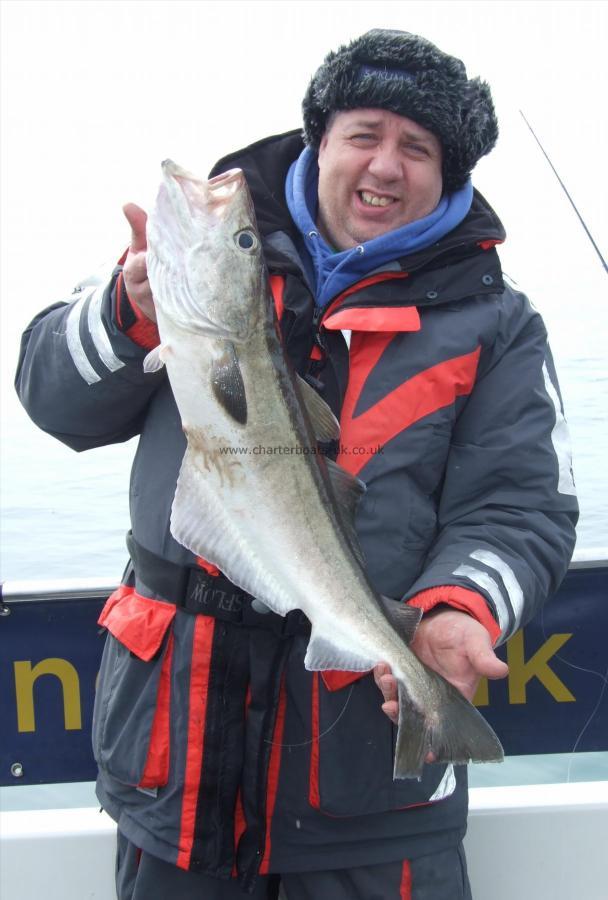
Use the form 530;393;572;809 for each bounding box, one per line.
312;306;326;354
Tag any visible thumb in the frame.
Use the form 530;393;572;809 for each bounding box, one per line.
468;635;509;681
481;652;509;680
122;202;148;253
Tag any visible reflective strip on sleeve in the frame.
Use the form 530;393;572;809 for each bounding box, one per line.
66;286;125;384
452;564;511;639
542;362;576;496
469;549;524;630
87;285;125;374
66;293;101;384
428;764;456;801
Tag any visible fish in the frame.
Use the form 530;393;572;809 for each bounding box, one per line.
144;159;504;778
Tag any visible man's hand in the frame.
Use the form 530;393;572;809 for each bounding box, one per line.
122;203;156;322
374;608;509;724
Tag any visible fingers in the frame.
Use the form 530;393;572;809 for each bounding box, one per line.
374;663;399;724
373;662;390;686
123;203;148;253
381;699;399;724
374;663;396;700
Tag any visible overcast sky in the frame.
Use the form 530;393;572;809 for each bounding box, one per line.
2;0;606;359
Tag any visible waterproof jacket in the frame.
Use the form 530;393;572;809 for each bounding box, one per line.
15;130;578;888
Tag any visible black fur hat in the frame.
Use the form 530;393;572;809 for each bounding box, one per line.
302;29;498;192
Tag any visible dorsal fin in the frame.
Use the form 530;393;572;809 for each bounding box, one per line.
325;457;366;566
296;374;340;442
379;596;422;644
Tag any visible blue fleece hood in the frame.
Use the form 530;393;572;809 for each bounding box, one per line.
285;146;473;307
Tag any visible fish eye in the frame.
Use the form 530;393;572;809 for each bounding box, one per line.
235;230;258;252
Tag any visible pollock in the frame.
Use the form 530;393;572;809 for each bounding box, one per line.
144;160;504;777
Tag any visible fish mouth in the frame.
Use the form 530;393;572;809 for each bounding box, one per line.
208;168;255;220
160;160;245;220
207;168;245;196
205;169;247;217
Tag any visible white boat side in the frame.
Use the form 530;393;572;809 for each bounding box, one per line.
1;783;607;900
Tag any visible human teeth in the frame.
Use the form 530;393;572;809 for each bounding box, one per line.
360;191;393;207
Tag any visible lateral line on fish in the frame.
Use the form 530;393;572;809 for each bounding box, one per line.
263;683;355;749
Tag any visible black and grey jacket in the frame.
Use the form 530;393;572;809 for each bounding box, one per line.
15;130;578;887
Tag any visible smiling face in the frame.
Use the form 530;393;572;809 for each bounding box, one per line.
316;108;443;250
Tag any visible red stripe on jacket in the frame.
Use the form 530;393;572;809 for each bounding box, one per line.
338;338;481;476
400;859;413;898
139;632;174;787
324;305;420;333
176;616;216;869
259;677;288;874
269;274;285;322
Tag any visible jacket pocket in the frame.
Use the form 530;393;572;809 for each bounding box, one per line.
310;672;455;816
92;586;176;788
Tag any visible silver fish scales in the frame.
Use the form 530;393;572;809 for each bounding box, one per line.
144;160;504;778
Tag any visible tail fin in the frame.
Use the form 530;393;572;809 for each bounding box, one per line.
393;679;504;780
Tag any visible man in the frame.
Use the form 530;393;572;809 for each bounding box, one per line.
16;29;577;900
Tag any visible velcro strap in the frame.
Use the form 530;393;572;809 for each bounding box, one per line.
125;532;309;636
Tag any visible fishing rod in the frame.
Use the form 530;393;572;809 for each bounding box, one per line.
520;110;608;276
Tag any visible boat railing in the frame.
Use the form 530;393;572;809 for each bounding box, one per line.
1;548;607;605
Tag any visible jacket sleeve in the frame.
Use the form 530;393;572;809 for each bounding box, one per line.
15;267;164;451
402;290;579;645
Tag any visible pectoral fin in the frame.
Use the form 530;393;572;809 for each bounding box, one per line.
379;597;422;644
143;344;168;373
211;342;247;425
